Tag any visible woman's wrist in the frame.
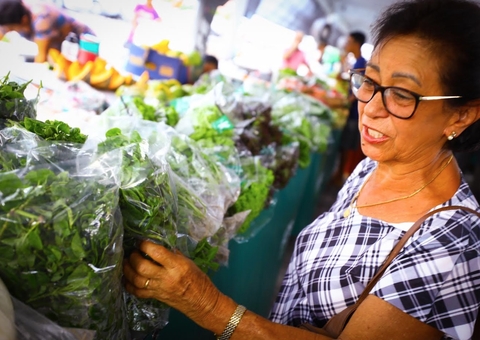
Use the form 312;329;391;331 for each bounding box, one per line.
215;304;247;340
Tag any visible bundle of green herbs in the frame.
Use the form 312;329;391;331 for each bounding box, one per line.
0;126;128;338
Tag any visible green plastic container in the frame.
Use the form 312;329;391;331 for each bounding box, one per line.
291;128;343;236
156;167;311;339
317;129;343;195
290;152;326;236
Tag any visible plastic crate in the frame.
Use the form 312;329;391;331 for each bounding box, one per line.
125;44;188;83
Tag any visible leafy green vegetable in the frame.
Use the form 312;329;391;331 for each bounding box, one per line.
227;159;274;234
0;165;128;339
0;72;31;101
132;96;179;127
0;73;37;128
192;238;219;273
97;128;178;254
14;117;88;143
189;105;234;144
271;91;333;168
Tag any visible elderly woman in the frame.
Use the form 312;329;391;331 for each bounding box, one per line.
123;0;480;339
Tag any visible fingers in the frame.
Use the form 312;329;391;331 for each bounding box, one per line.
123;258;159;299
128;250;165;279
137;240;181;269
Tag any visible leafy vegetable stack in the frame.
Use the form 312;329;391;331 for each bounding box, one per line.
132;96;179;127
0;73;37;129
0;124;128;339
166;131;239;253
188;104;236;152
227;157;275;234
234;106;299;192
271;91;333;168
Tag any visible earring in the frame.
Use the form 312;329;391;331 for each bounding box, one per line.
447;132;457;141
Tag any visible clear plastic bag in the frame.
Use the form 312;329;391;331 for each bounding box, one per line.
44;80;107;114
12;296;96;340
83;116;241;332
0;97;38;129
0;125;84;173
87;115;241;244
84;127;177;334
0;131;128;339
271;91;333;162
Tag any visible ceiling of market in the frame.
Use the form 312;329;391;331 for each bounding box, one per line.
317;0;400;36
248;0;401;45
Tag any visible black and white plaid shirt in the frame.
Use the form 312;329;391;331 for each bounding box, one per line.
270;157;480;340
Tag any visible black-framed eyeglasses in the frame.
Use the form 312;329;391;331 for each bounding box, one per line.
349;69;462;119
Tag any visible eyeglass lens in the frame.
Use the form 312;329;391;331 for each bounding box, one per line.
351;73;417;118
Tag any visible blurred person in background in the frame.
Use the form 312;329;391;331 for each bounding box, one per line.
282;31;311;75
0;0;95;63
332;31;367;185
202;54;218;74
125;0;161;48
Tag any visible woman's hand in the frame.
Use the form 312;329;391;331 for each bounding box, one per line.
123;240;228;329
123;241;334;339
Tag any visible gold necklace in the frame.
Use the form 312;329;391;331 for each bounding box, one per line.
343;154;454;218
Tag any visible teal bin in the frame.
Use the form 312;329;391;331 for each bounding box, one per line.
291;128;343;236
317;129;343;195
290;152;326;236
157;166;311;339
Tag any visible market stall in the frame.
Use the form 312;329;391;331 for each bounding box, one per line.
0;41;346;338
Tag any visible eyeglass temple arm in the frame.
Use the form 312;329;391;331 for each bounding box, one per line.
419;95;462;101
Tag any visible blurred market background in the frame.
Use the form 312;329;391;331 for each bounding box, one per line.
1;0;480;339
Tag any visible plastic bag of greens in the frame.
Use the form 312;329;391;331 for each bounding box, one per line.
146;124;242;264
260;142;300;190
271;91;334;156
12;295;96;340
190;70;234;95
90;114;241;241
0;143;128;339
0;119;87;173
83;127;177;335
106;129;176;335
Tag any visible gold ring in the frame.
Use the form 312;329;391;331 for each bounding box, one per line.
144;278;151;289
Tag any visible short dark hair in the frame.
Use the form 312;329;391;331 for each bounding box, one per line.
372;0;480;152
349;31;366;46
0;0;27;26
204;55;218;68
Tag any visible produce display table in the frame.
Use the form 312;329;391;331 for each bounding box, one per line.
157;165;311;340
1;61;342;340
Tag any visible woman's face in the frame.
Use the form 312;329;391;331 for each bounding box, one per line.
358;35;456;165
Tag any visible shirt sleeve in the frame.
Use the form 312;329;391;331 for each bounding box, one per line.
33;12;54;40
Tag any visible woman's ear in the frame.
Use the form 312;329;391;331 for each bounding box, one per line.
445;102;480;138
